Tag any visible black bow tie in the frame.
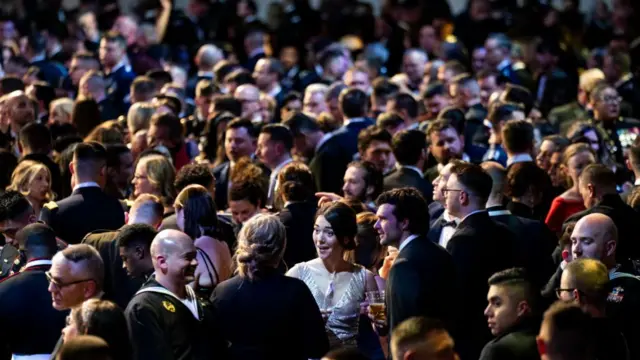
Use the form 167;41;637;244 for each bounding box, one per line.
442;220;457;228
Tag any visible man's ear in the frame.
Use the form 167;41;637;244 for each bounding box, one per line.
69;161;75;176
626;159;632;171
587;183;596;199
366;185;375;198
516;300;530;318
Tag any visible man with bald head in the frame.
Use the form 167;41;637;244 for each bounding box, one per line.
569;213;640;358
234;84;262;122
402;49;428;94
0;90;35;154
187;44;224;98
126;230;226;360
482;161;556;287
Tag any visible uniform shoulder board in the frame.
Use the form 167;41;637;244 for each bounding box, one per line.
512;61;526;71
43;201;58;210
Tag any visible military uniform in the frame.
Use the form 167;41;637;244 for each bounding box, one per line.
591;117;640;165
39;185;126;244
126;279;227;360
606;268;640;359
0;244;23;280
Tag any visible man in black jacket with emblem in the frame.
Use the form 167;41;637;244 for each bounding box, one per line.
40;142;126;244
126;229;226;360
479;268;541;360
0;223;65;360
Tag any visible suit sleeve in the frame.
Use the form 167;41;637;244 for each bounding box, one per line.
296;284;330;358
478;341;512;360
388;260;423;329
126;301;174;360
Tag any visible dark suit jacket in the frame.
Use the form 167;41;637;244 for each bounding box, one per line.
387;236;456;332
383;167;434;203
31;59;67;88
536;68;574;117
39;186;125;244
105;65;136;108
0;263;66;356
563;194;640;265
498;61;535;92
446;211;519;360
213;162;231;211
278;201;318;270
465;103;489;147
310;119;374;193
428;202;445;226
478;320;540;360
488;206;557;288
82;228;144;310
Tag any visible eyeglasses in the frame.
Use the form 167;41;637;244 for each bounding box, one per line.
46;271;94;290
441;188;463;196
555;288;577;299
601;95;622;104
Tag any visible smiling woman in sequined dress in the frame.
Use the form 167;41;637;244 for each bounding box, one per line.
286;201;379;350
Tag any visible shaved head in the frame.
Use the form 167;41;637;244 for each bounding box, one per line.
571;213;617;266
151;230;193;260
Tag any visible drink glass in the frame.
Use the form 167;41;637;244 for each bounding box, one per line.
366;290;386;321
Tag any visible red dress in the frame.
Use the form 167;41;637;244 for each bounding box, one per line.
545;196;586;234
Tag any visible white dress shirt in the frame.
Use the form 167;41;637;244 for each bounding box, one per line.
506;153;533;167
438;211;458;249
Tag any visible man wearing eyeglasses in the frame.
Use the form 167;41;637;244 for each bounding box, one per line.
557;258;630;360
566;213;640;359
589;82;640;165
0;223;66;360
47;244;104;358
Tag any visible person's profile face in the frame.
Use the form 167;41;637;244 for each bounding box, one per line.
342;166;367;202
444;174;464;218
484;285;521;336
571;223;605;261
119;245;143;278
536;140;557;172
28;168;51;202
47;258;92;310
256;133;279;169
559;271;578;303
116;152;134;188
166;245;198;283
132;160;159;199
432;164;453;204
225;127;256;162
374;203;402;246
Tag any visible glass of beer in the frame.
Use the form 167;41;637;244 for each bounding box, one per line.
366;290;386;322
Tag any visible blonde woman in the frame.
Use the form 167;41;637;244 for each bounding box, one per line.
126;102;155;136
132;154;176;216
48;98;74;125
7;160;54;218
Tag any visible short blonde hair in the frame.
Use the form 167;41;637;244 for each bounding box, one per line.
137;154;176;206
7;160;55;201
50;98;74;122
579;68;605;93
126;102;155;135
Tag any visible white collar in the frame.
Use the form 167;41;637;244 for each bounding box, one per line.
634;179;640;186
107;58;131;75
73;182;100;191
23;259;52;270
271;157;293;175
248;47;265;59
488;208;511;217
267;84;282;99
497;59;511;71
197;70;214;78
402;165;424;178
342;117;367;127
30;53;46;63
506;153;533;167
136;285;200;319
443;210;457;222
48;43;62;58
398;234;419;252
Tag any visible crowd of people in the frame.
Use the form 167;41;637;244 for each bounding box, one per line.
0;0;639;359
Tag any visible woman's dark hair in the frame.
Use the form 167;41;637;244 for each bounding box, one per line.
345;212;385;270
316;201;357;250
277;162;315;202
229;158;268;207
71;98;102;138
72;299;132;360
505;161;552;198
0;150;18;194
174;184;219;239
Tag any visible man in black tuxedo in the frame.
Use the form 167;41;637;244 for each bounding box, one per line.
310;88;374;193
83;194;163;309
485;34;534;92
213;118;258;211
0;223;65;359
449;73;489;148
565;164;640;267
534;40;575;117
482;162;556;288
99;31;136;110
384;129;434;203
444;162;518;360
373;188;457;334
19;123;62;197
479;268;541;360
40;142;126;244
427;161;462;248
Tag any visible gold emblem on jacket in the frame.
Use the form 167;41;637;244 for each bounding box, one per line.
163;301;176;312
